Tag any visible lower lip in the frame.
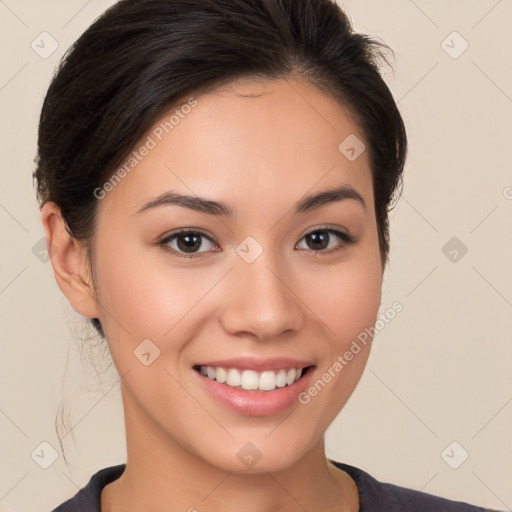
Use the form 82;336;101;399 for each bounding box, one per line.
193;367;315;416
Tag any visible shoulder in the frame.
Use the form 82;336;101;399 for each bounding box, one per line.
330;460;502;512
50;464;126;512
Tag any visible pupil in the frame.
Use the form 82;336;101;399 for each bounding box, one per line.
178;234;201;253
308;231;328;250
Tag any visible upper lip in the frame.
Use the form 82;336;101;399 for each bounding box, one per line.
194;357;315;371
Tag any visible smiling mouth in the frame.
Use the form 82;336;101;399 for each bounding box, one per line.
193;365;314;392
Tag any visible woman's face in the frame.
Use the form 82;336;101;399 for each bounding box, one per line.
90;77;384;473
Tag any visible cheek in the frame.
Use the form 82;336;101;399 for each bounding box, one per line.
296;259;381;426
93;239;199;335
329;267;381;347
301;254;382;350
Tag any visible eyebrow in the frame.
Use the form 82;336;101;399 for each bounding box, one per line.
136;184;366;217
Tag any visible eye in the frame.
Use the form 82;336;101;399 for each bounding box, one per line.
158;230;219;259
295;228;356;256
157;226;356;260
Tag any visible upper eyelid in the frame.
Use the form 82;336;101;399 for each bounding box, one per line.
160;228;215;244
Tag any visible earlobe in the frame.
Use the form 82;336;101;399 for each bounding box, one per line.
40;202;99;320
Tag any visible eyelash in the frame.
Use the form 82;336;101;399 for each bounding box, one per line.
156;227;357;260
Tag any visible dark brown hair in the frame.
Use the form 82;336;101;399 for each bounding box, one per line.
34;0;407;339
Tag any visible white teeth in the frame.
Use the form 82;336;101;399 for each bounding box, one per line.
259;371;278;391
276;369;287;388
215;367;227;383
226;368;241;387
198;365;306;392
286;369;296;385
241;370;259;390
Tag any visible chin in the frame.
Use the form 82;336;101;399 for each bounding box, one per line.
193;430;319;475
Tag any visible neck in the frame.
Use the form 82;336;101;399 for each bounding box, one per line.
102;386;359;512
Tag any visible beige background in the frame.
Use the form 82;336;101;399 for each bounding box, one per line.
0;0;511;510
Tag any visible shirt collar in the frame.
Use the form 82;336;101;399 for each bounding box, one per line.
329;459;402;512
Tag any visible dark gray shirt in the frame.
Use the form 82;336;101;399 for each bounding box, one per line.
51;460;502;511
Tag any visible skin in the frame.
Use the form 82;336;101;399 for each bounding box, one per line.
42;76;385;512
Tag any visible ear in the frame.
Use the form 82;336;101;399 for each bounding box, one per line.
40;202;100;320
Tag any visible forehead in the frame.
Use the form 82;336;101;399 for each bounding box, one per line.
99;77;373;219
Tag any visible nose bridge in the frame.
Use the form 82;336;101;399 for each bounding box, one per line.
219;241;304;340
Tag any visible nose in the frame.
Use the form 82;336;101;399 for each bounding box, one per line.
218;252;305;342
